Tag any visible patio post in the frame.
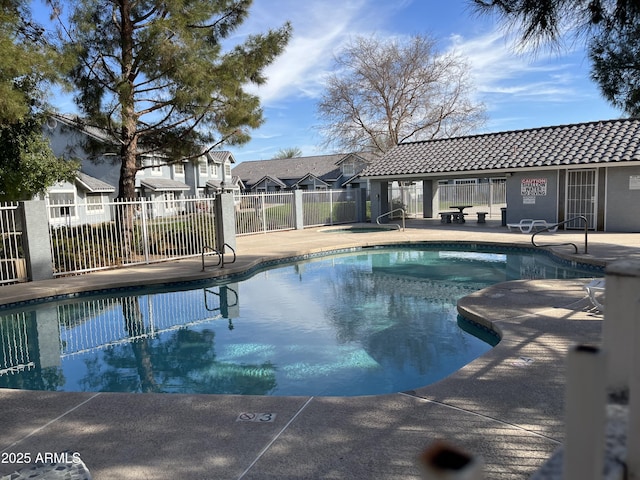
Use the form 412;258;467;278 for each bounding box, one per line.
20;200;54;281
215;193;237;252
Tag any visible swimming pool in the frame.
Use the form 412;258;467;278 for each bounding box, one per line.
0;246;600;396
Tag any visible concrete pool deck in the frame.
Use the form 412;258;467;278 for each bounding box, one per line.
1;219;638;479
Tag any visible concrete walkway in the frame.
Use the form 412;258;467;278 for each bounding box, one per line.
1;220;638;479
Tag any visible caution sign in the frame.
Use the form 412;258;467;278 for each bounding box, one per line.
521;178;547;196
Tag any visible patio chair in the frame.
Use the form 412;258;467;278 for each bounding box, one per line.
584;278;605;311
507;219;558;233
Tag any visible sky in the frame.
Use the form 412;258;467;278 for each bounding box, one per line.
35;0;622;164
222;0;621;163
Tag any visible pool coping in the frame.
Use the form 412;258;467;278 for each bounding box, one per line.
1;224;637;479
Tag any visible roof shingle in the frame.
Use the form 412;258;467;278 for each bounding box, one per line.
232;152;376;188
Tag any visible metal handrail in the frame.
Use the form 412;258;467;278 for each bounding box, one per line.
222;243;236;268
531;215;589;254
202;245;221;270
202;242;237;270
376;208;405;231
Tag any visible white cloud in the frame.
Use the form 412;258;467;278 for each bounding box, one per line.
239;0;398;104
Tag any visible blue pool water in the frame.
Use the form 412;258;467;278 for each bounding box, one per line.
0;247;600;396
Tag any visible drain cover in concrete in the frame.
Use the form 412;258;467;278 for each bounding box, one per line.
236;412;276;423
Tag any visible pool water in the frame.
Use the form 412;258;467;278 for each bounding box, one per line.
0;247;599;396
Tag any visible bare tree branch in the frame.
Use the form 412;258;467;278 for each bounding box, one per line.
317;34;486;156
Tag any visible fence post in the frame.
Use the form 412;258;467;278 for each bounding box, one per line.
293;190;304;230
140;198;150;263
563;345;607;480
260;192;267;233
329;191;334;225
603;260;640;390
20;200;54;281
602;260;640;479
215;193;237;251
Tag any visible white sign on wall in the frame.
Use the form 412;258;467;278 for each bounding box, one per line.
630;175;640;190
521;178;547;196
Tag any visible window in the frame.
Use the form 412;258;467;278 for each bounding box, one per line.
86;194;104;214
174;163;185;176
164;192;176;210
199;161;208;176
49;192;76;219
342;161;356;177
224;164;231;178
454;178;478;185
151;158;162;175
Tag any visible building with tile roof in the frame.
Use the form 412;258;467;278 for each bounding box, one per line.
232;152;376;192
362;118;640;232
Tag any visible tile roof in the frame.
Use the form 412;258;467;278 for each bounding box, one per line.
362;118;640;178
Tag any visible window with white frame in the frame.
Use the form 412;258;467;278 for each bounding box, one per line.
454;178;478;185
199;161;208;176
173;162;185;176
224;163;231;178
164;192;176;210
149;157;162;175
142;157;163;176
86;193;104;214
49;192;76;219
342;160;356;177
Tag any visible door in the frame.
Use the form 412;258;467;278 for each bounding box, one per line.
566;169;597;229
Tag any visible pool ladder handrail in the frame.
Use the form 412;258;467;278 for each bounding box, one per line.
531;215;589;254
376;208;405;231
202;243;237;270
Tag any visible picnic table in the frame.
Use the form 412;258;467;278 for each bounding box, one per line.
449;205;472;223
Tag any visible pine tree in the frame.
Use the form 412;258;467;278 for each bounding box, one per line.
53;0;292;199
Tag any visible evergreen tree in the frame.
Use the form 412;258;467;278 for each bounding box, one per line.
590;17;640;116
470;0;640;116
0;0;77;201
52;0;292;199
0;117;79;201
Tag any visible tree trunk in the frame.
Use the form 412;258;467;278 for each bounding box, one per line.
116;0;139;261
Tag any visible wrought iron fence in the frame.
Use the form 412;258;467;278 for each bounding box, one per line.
0;203;26;284
0;312;34;377
437;182;506;216
389;183;424;218
302;190;357;227
57;290;228;357
47;196;218;276
235;192;295;235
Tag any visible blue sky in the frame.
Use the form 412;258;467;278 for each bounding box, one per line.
36;0;622;163
225;0;621;163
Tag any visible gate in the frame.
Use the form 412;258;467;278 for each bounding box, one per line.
0;203;26;284
566;170;597;229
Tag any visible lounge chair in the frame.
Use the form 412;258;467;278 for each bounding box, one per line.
507;219;558;233
584;278;605;311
